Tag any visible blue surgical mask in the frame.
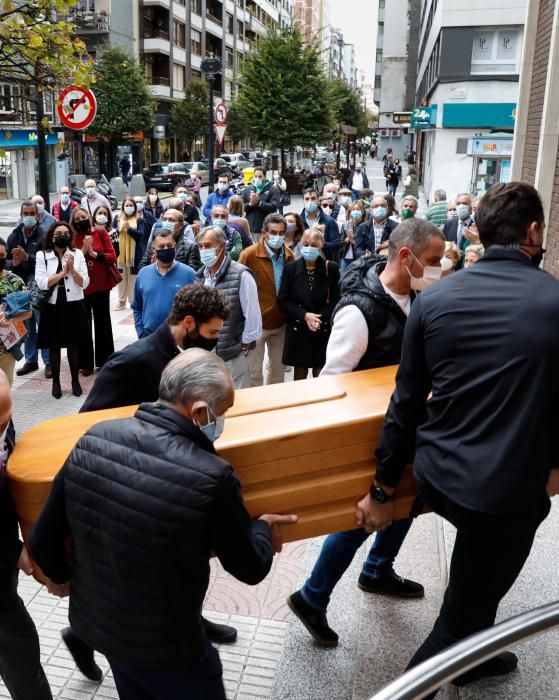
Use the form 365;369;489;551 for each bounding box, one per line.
456;204;470;220
36;204;45;215
350;210;362;221
136;202;144;212
267;234;285;249
212;219;227;229
197;404;225;442
61;193;70;204
305;201;318;214
200;247;219;267
301;246;320;261
22;216;36;228
217;183;229;192
124;206;135;216
373;207;387;220
177;192;189;202
341;196;352;207
86;187;96;197
161;220;176;232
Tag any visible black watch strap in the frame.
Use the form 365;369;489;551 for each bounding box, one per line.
369;484;394;504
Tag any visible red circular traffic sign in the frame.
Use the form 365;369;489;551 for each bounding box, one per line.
57;85;97;130
214;102;228;125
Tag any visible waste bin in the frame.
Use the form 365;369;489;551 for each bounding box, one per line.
243;166;255;186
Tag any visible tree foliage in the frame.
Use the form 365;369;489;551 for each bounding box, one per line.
236;26;333;150
327;77;369;137
226;101;251;145
87;47;155;141
0;0;92;121
169;78;209;150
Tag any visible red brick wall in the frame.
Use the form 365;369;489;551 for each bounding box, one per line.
543;140;559;277
521;0;555;184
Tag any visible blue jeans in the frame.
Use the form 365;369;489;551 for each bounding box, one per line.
301;518;413;611
109;640;225;700
24;310;49;364
351;189;361;201
340;257;355;276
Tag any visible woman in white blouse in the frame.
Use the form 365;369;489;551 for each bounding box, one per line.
35;221;90;399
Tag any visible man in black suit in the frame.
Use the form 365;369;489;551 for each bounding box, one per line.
443;192;475;264
355;195;398;257
357;181;559;695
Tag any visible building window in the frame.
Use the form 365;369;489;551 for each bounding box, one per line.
471;28;520;74
226;12;234;34
456;138;469;154
376;49;382;63
226;47;234;68
374;75;381;89
192;0;202;15
237;19;244;37
191;29;202;55
0;84;19;113
236;52;243;69
173;20;185;48
173;64;185;91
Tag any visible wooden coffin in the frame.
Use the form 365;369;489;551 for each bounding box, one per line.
8;366;420;551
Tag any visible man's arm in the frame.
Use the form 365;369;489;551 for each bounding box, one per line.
354;222;370;258
131;276;144;338
239;272;262;344
259;186;279;215
203;194;215;219
320;306;369;376
29;467;71;584
322;218;341;254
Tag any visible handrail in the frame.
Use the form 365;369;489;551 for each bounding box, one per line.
369;599;559;700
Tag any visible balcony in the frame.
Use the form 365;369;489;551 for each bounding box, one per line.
70;10;110;33
143;27;171;54
149;75;171;99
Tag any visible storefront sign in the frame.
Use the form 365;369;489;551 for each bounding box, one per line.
468;138;513;157
411;106;437;129
0;129;58;148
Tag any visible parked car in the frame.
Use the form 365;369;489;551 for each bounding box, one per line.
247;150;264;167
219;153;251;173
183;161;209;185
143;162;189;190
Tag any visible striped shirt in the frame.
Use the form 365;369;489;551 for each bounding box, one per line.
426;201;449;227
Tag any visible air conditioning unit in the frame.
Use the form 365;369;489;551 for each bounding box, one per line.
380;129;390;137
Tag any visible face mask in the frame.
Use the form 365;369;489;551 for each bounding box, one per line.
253;178;264;188
86;187;96;197
200;247;220;268
217;183;228;192
177;192;188;202
61;194;70;204
325;192;335;200
373;207;387;220
95;214;108;226
407;253;443;291
124;206;135;216
341;196;352;207
301;246;320;262
54;235;71;249
22;216;36;228
149;194;158;204
448;210;458;220
456;204;470;220
156;248;175;264
267;234;285;249
305;201;318;215
136;202;144;212
401;208;415;220
0;258;7;272
74;219;91;233
187;328;219;352
162;220;176;232
196;404;225;443
36;204;44;215
350;210;362;221
286;223;298;234
322;206;332;215
212;219;227;229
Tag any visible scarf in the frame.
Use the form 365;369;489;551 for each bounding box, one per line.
117;213;137;267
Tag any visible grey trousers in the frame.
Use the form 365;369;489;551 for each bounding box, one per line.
225;352;251;390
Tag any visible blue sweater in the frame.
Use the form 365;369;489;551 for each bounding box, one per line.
132;262;195;337
203;189;234;220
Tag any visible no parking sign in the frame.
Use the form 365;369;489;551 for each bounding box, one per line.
57;85;97;130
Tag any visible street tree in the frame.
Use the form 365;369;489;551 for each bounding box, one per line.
169;78;208;159
236;26;333;171
86;47;155;176
226;102;251;150
327;77;369;136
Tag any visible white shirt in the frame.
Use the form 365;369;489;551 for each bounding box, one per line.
320;283;410;375
35;248;90;303
351;173;364;191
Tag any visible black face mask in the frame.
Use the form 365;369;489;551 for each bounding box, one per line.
186;328;219;352
74;219;91;233
54;235;71;249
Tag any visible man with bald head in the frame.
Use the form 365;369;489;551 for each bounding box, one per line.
31;350;295;698
81;179;111;217
355;195;399;258
0;370;52;697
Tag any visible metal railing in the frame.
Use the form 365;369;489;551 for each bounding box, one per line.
369;599;559;700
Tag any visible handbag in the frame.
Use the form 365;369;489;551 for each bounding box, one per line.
29;253;54;312
106;263;123;288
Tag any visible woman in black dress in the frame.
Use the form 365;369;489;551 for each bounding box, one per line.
278;228;340;380
35;222;91;399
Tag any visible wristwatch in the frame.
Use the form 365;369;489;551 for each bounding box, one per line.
369;484;393;504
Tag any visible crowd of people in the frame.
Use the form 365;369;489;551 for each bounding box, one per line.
2;167;553;699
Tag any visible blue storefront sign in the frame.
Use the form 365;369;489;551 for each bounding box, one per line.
0;129;58;148
442;103;516;128
411;106;437;129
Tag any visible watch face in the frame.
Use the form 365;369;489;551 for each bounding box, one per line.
371;487;387;504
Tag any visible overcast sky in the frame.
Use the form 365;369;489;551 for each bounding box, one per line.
328;0;377;83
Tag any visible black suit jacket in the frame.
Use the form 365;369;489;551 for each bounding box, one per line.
355;218;398;258
443;218;459;244
80;322;179;412
278;256;340;322
376;246;559;513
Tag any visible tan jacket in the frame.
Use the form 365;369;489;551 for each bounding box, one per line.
239;236;294;330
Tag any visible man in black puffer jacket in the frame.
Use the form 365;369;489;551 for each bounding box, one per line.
30;349;295;698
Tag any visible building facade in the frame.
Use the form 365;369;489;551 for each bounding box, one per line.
374;0;421;161
415;0;526;202
294;0;330;68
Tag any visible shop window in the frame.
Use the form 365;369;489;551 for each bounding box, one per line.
471;28;520;75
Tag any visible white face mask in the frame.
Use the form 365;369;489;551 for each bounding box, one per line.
95;214;108;225
407;252;443;291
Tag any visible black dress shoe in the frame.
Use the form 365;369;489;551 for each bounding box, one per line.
452;652;518;686
358;570;425;598
61;627;102;682
16;362;39;376
203;617;237;644
71;380;82;397
51;381;62;400
287;591;338;647
44;363;53;379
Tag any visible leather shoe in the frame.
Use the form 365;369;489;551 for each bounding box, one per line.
452;652;518;686
61;627;102;682
358;570;425;598
287;591;338;646
16;362;39;376
44;363;53;379
203;617;237;644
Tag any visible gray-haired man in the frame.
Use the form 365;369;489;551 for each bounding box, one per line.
426;189;448;228
30;349;296;699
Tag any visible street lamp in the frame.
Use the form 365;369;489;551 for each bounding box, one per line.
201;55;222;194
